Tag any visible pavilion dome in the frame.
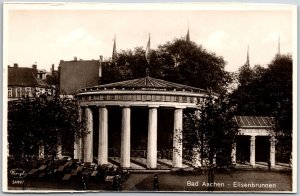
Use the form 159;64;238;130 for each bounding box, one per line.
80;76;206;93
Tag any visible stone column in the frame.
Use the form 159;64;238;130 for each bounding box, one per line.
173;108;183;168
38;145;44;159
147;107;158;169
270;136;276;167
74;141;79;159
121;107;131;168
57;145;63;159
84;107;93;163
231;143;236;164
250;136;256;166
98;106;108;165
79;138;83;160
74;107;83;160
74;139;83;160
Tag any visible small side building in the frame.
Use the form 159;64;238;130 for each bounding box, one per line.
232;116;276;167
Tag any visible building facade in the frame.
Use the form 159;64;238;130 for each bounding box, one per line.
8;64;51;101
59;56;104;95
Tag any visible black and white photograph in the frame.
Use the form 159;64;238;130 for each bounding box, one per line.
2;2;297;193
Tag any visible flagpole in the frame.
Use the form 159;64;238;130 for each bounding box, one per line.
145;33;151;69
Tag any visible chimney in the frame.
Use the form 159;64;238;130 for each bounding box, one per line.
51;64;54;71
13;63;18;68
100;55;103;62
74;56;77;61
32;64;37;70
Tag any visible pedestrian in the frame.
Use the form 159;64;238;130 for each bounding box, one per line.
268;160;271;172
81;174;87;190
241;154;245;164
153;173;159;191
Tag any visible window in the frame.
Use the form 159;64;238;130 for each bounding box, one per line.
25;87;31;97
8;88;12;98
16;87;22;97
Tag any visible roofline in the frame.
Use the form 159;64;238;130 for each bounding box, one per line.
79;76;219;97
77;89;209;97
239;126;273;129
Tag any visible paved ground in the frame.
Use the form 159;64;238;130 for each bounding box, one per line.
8;170;292;192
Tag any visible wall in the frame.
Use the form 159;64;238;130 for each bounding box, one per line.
59;60;100;94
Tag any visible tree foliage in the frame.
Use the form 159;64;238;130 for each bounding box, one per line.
102;38;231;94
8;94;87;157
230;54;292;135
183;94;239;167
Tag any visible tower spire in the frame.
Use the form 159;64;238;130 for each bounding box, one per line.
112;35;117;62
246;45;250;67
186;22;190;42
277;35;281;56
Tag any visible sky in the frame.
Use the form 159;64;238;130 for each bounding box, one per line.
5;4;294;72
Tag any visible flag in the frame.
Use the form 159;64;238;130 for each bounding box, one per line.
145;34;151;65
112;35;117;62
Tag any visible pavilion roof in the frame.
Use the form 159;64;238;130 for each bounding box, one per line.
234;116;274;128
81;76;207;93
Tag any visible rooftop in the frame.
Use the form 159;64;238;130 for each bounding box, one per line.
234;116;274;128
81;76;207;93
8;67;49;87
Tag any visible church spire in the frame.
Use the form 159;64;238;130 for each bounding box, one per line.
112;35;117;62
245;45;250;67
186;22;190;42
277;35;281;56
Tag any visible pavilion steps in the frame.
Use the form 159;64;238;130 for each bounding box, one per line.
157;158;190;168
108;157;146;169
182;159;194;168
130;157;170;170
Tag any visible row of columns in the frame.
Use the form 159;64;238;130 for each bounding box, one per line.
74;106;184;169
231;135;276;167
38;144;63;159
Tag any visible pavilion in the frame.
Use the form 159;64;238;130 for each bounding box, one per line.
74;76;277;169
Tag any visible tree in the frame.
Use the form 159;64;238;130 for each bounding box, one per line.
155;39;231;93
102;38;232;94
230;54;292;135
8;93;87;158
183;93;239;191
230;54;293;163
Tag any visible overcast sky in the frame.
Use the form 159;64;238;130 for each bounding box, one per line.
5;4;294;72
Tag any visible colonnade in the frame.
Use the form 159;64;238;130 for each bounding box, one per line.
74;106;185;168
231;135;276;167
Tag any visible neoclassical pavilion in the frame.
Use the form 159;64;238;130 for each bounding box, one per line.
231;116;276;167
74;76;209;168
73;76;277;169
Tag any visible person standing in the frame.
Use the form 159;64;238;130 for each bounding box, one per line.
153;173;159;191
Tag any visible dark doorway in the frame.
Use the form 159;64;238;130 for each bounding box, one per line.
255;136;270;162
131;108;148;151
236;136;250;164
157;108;173;159
107;106;122;157
92;107;99;159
